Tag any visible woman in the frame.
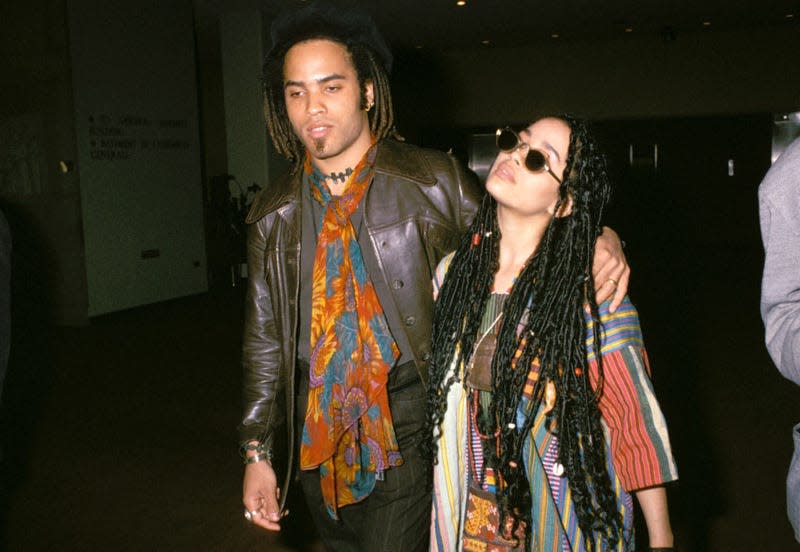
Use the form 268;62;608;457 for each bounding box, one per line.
428;115;678;551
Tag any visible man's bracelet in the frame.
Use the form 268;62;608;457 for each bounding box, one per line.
240;441;270;458
244;451;272;465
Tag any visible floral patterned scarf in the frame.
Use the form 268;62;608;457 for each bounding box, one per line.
299;144;402;519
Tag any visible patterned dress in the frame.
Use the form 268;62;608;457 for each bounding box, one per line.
431;253;678;551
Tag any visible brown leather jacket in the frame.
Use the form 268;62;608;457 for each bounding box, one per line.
238;138;481;508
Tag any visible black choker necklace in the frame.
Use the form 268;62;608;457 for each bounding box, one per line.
326;167;353;183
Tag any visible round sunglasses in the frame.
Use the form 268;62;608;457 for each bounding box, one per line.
495;127;562;184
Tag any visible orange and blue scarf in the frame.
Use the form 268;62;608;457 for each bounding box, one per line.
299;144;402;519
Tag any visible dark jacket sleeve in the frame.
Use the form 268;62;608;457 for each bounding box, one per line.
237;211;284;450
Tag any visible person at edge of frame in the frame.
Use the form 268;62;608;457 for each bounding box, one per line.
238;2;630;550
759;136;800;544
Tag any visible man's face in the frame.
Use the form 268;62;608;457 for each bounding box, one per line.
283;39;374;172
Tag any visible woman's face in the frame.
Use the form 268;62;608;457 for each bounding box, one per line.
485;117;572;218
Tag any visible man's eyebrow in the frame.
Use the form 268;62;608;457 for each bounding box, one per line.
284;73;347;88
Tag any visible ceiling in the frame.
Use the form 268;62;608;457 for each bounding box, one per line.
194;0;798;52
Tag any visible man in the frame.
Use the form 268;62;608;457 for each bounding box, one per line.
238;3;630;549
759;135;800;543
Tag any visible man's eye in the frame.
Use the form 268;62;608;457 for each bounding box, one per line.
326;85;340;92
287;90;302;98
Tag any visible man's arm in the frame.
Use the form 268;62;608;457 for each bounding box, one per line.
451;155;482;232
593;226;630;312
239;216;285;530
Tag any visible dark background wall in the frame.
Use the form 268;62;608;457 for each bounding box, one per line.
391;26;800;129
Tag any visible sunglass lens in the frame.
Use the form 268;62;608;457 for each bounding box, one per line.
496;129;518;151
525;149;547;172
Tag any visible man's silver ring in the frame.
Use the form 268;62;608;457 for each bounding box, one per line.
245;509;259;522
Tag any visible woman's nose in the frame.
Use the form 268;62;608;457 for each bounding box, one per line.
511;142;528;165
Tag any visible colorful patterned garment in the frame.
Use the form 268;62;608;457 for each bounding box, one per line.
300;145;402;519
430;253;678;551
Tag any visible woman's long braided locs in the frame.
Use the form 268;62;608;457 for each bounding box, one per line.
427;192;499;452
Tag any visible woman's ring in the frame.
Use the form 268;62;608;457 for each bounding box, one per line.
607;277;618;287
245;509;259;522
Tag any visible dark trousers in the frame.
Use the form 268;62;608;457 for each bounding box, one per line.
295;360;431;552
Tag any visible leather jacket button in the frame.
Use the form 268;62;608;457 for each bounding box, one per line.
405;316;416;326
421;351;431;361
392;279;404;290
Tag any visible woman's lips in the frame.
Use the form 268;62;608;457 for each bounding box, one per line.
492;160;516;183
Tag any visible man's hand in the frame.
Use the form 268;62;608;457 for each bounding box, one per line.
593;226;630;312
242;459;283;531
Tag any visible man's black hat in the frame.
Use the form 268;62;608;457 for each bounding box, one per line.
267;1;393;73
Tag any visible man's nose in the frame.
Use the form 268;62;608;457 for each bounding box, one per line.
306;91;325;115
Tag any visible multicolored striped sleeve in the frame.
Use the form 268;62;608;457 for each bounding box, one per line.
432;251;455;300
584;297;679;491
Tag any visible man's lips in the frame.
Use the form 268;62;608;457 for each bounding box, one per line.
306;124;331;139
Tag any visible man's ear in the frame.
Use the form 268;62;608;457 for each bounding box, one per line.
364;80;374;110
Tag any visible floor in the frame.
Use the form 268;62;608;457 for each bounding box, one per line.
2;243;800;551
0;287;316;551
